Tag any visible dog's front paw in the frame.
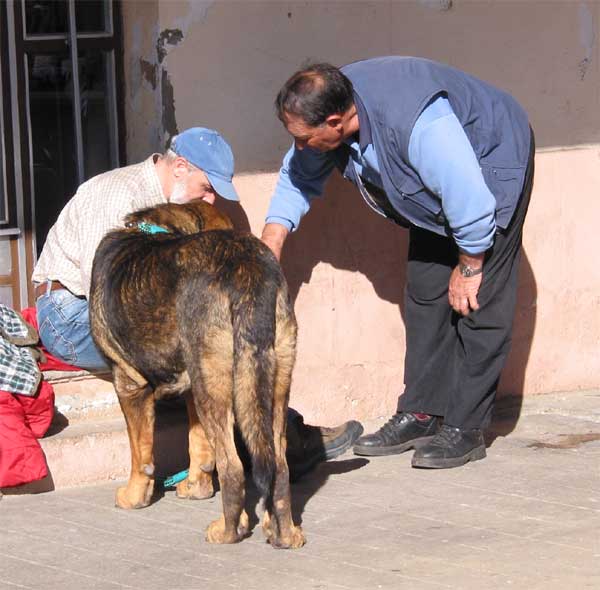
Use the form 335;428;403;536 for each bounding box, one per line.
205;515;244;544
175;473;214;500
115;479;154;509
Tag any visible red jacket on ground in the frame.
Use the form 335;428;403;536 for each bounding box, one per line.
0;307;81;488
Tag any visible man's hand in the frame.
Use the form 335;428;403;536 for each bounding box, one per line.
261;223;290;262
448;252;485;316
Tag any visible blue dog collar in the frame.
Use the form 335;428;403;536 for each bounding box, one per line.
136;222;170;235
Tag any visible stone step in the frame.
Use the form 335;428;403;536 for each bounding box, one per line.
29;373;192;492
40;418;129;490
45;371;121;423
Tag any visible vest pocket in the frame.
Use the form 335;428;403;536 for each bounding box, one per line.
480;165;526;229
480;165;522;202
397;187;444;219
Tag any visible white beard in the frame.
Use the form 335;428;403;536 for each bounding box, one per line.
169;179;189;204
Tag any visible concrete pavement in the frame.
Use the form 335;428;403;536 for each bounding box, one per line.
1;390;599;589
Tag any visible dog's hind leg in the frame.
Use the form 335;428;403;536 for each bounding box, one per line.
262;300;305;549
113;366;156;509
203;408;249;544
194;328;248;544
176;393;215;500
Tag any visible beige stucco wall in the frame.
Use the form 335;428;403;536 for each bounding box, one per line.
121;1;600;424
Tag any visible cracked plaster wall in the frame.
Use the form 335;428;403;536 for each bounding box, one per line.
122;1;215;159
121;1;600;423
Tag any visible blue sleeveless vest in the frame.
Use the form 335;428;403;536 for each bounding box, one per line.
335;57;531;234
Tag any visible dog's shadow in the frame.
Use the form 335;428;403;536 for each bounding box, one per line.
241;452;369;532
289;457;369;526
240;457;369;532
151;397;367;530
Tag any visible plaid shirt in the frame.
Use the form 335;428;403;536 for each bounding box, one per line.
0;304;40;396
32;156;167;297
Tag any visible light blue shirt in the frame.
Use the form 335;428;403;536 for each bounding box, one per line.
266;96;497;254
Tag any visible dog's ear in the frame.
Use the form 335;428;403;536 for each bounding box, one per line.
122;206;178;235
123;206;161;226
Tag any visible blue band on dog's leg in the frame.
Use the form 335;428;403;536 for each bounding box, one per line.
163;469;189;488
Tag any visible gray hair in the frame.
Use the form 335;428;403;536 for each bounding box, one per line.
162;148;179;163
162;147;199;171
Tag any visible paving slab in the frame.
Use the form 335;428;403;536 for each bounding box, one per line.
1;390;599;590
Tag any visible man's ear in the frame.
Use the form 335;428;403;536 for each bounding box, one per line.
173;156;189;178
324;113;343;130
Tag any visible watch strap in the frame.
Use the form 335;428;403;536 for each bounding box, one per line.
459;263;483;277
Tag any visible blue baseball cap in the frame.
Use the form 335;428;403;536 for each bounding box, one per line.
170;127;239;201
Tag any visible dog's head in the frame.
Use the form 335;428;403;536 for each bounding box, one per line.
124;199;234;236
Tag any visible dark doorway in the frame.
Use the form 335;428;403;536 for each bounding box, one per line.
12;0;125;255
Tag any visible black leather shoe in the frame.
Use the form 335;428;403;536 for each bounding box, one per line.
411;424;486;469
353;412;439;456
286;411;364;481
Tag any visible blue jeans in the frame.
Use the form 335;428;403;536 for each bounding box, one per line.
36;287;109;372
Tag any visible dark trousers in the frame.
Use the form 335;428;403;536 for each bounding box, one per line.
398;131;535;429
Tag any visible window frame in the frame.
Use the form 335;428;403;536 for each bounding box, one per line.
0;1;19;233
7;0;125;305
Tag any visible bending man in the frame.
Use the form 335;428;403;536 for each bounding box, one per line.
261;57;534;469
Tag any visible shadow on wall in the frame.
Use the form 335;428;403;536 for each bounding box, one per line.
493;250;537;438
217;171;537;436
281;172;408;307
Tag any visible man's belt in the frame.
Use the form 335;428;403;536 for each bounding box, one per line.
35;280;69;299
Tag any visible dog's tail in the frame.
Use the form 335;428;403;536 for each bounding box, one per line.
232;305;277;502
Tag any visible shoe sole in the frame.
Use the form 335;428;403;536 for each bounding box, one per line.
323;421;365;461
411;445;487;469
353;435;435;457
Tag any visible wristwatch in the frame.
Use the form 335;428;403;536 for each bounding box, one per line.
458;263;483;277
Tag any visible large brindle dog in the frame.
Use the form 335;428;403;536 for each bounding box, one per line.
89;199;305;548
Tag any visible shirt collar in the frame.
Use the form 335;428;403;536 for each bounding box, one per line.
353;90;372;152
147;154;168;203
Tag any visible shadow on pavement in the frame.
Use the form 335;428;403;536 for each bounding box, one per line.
152;397;368;533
